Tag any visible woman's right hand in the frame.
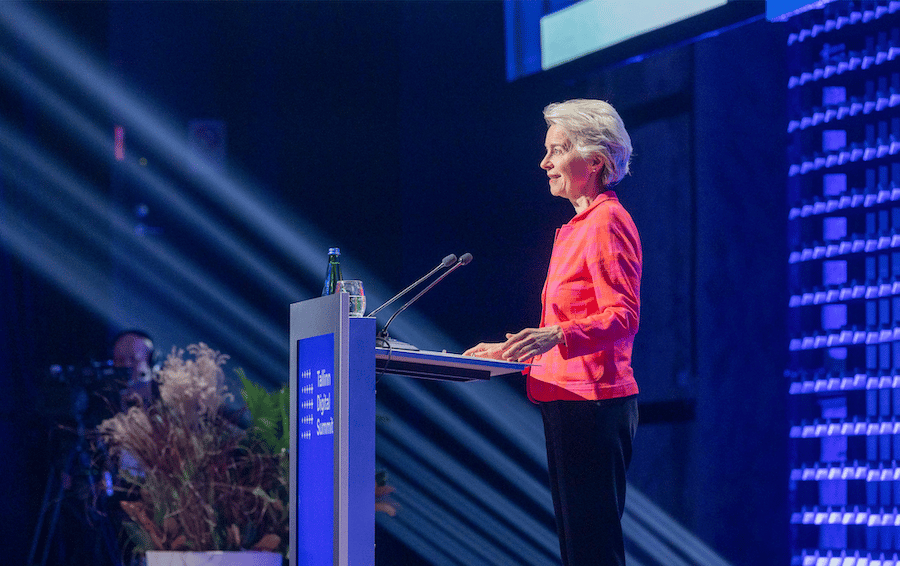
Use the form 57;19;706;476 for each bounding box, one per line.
463;342;506;359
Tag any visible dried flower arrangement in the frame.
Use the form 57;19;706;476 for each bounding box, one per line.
97;343;288;558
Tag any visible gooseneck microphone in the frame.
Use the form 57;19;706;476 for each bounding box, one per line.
368;254;457;317
378;253;473;342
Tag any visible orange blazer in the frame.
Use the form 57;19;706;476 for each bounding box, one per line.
527;191;642;402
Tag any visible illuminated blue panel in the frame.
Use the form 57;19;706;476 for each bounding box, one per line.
348;317;375;566
504;0;547;81
296;332;335;566
767;0;820;22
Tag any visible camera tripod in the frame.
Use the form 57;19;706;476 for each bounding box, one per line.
27;368;125;566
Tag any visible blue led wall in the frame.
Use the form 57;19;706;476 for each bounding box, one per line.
785;2;900;563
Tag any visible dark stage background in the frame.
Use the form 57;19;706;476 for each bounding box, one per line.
0;2;787;565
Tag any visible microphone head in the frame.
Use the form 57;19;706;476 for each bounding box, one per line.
441;254;458;267
459;253;473;265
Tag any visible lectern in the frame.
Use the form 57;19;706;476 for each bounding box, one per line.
289;294;526;566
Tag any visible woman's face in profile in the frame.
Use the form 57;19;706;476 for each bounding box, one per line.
540;124;596;202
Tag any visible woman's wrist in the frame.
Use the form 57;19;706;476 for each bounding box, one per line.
552;325;565;345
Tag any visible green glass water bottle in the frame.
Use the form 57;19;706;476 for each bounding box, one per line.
322;247;343;296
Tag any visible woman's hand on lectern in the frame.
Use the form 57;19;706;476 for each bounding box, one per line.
462;342;506;360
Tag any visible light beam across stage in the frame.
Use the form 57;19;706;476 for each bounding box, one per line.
0;0;462;356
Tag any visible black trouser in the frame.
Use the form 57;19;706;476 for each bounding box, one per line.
540;395;638;566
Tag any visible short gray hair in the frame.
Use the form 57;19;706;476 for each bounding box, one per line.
543;99;632;187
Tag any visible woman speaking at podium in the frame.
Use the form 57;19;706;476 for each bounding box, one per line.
465;99;641;566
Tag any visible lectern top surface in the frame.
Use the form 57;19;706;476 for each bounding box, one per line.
374;346;531;381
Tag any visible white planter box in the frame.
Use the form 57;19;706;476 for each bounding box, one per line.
146;551;282;566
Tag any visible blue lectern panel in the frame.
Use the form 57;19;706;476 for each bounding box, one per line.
296;332;335;566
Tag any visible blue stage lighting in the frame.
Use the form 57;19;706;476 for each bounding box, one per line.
0;119;285;378
380;376;555;514
379;428;557;548
375;446;556;565
0;1;466;352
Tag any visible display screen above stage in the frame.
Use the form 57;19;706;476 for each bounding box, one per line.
505;0;764;81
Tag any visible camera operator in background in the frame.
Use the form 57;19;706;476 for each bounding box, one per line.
32;329;159;566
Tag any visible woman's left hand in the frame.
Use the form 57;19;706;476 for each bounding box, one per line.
501;326;564;362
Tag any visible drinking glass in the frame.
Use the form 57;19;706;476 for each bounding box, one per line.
336;280;366;317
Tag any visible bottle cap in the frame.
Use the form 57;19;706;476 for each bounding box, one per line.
328;247;341;255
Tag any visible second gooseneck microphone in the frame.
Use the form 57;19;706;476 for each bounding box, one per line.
368;254;457;318
378;253;473;341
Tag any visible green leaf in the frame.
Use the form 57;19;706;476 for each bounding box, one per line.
237;369;289;456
